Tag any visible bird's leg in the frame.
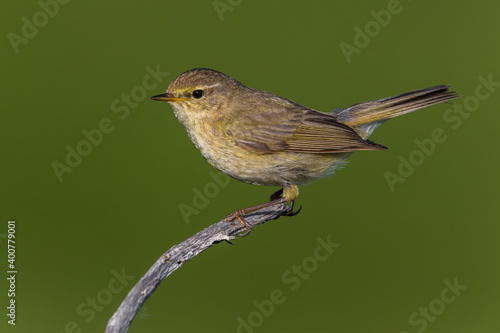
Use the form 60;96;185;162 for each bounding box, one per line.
281;185;302;216
224;196;287;237
269;188;283;201
269;188;302;216
223;185;300;236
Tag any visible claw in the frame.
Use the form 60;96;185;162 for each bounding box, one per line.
224;213;254;236
222;211;239;222
284;200;302;216
235;216;253;237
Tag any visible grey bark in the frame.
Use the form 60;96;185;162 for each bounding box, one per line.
106;203;290;333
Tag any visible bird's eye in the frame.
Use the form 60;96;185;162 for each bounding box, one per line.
192;90;204;99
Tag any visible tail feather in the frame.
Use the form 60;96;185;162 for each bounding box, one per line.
337;86;460;131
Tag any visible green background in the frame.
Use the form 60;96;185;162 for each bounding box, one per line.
1;0;499;332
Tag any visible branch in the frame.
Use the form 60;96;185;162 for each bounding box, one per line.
105;203;290;333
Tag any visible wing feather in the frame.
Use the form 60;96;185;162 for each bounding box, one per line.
230;107;385;154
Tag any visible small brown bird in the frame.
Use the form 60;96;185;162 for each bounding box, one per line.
152;68;459;235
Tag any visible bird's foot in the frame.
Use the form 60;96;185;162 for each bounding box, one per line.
284;200;302;217
223;212;253;237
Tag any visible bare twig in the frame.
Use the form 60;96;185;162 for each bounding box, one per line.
105;203;290;333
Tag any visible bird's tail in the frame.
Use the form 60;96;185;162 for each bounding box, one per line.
335;85;460;139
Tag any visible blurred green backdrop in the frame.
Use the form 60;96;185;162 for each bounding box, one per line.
1;0;499;332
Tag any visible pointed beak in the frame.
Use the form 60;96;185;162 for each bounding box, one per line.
150;93;186;102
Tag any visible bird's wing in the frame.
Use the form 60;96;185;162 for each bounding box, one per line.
229;108;386;154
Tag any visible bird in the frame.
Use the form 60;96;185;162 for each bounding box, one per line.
151;68;459;235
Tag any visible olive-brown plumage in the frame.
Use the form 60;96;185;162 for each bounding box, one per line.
152;68;459;235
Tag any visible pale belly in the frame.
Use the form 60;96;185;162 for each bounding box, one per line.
187;125;350;186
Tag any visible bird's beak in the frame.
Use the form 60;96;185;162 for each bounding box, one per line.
150;93;186;102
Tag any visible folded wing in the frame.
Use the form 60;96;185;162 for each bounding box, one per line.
231;109;386;154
